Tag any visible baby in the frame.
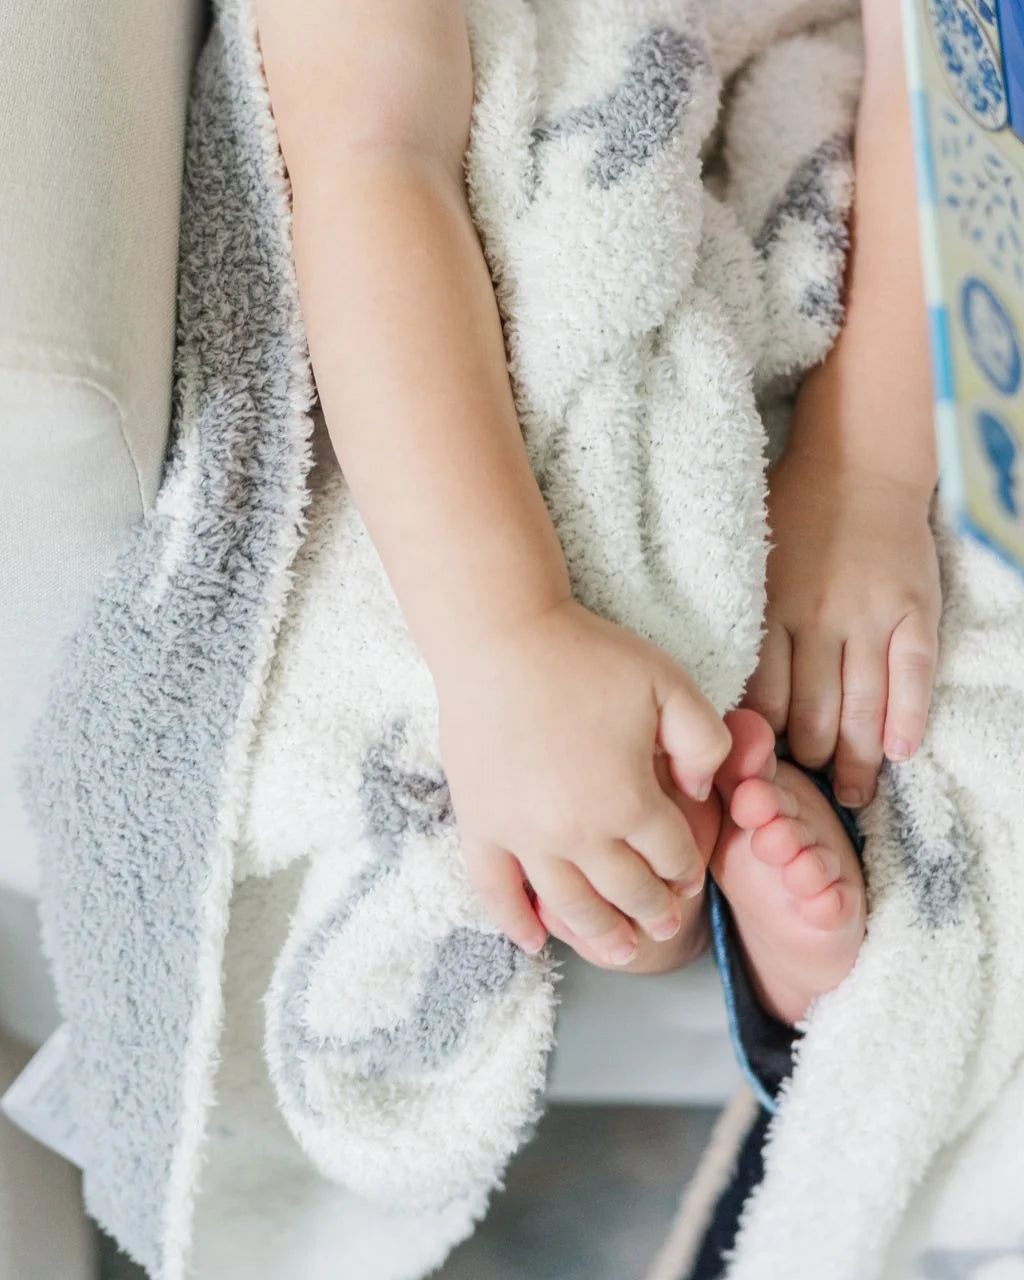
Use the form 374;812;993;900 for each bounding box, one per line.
255;0;941;1028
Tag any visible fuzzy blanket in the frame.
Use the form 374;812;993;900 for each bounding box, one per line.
21;0;1024;1277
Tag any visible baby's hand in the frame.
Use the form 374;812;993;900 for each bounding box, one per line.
533;747;721;975
436;600;731;967
745;447;941;808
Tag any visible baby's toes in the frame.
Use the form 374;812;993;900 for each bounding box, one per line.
730;777;798;832
796;882;849;931
716;709;777;799
750;815;816;867
781;844;841;898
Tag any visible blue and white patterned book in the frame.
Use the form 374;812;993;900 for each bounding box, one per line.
903;0;1024;571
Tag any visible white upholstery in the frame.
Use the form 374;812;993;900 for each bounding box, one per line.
0;374;148;899
0;0;206;899
0;2;206;1275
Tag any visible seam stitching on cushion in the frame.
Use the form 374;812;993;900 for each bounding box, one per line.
0;362;148;514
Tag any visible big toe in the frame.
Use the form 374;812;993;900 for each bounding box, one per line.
716;709;777;802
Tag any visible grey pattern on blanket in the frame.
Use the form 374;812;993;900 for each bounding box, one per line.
271;876;525;1103
271;723;524;1114
888;770;973;930
350;929;527;1078
532;27;710;188
360;722;454;843
755;136;853;329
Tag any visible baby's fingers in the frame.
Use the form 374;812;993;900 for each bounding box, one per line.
535;897;695;975
627;789;706;897
583;840;685;942
788;632;843;769
884;611;938;763
743;617;792;734
832;636;887;808
528;860;639;967
656;673;732;801
463;843;547;955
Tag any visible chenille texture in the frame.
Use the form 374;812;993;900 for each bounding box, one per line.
20;2;1024;1278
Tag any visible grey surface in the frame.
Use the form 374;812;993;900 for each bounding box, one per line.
439;1104;718;1280
0;888;59;1047
100;1104;718;1280
546;949;739;1106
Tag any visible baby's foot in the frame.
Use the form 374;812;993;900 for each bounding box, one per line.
710;709;867;1024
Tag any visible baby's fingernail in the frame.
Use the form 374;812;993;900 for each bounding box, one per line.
684;877;706;900
837;788;863;809
682;777;712;802
521;934;547;956
887;739;913;762
610;940;639;966
651;917;681;942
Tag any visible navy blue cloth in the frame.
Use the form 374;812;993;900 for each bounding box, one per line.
687;1107;772;1280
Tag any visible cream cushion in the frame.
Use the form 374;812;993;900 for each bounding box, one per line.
0;3;204;1274
0;0;206;899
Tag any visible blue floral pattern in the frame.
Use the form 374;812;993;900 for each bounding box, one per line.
973;0;999;30
976;408;1021;517
928;0;1008;129
960;275;1024;395
935;103;1024;288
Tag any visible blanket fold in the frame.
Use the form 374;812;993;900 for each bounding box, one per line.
21;1;1024;1278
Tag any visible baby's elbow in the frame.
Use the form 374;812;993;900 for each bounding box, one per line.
337;104;473;185
257;0;474;187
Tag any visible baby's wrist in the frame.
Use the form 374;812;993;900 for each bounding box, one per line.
426;586;576;695
788;359;939;501
783;441;937;520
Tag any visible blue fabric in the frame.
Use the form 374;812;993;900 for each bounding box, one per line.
709;882;777;1112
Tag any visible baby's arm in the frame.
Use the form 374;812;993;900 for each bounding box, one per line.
256;0;731;965
745;0;942;808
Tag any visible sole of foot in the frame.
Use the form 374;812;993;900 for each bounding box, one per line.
711;709;867;1025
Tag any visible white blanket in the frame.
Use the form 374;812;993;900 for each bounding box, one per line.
22;1;1024;1277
